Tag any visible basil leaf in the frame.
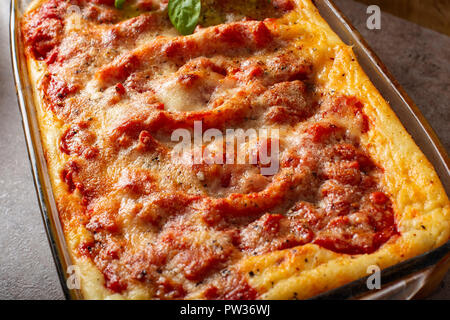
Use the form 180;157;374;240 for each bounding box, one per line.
168;0;202;35
115;0;126;9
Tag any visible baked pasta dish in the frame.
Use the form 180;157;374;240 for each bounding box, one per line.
21;0;450;299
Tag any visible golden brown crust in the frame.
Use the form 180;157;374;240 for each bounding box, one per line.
22;0;449;300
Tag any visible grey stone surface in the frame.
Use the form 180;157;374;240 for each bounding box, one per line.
0;0;448;299
334;0;450;152
0;4;64;299
333;0;450;300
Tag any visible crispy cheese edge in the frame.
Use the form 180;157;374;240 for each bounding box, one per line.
22;0;450;300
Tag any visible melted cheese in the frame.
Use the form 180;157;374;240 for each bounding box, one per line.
21;0;450;300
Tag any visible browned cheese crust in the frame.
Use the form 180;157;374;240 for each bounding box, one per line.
21;0;450;299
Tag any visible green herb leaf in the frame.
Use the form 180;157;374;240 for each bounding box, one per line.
168;0;202;35
115;0;126;9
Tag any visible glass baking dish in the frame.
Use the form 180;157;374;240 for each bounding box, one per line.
10;0;450;300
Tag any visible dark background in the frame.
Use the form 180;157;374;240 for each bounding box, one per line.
0;0;448;299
